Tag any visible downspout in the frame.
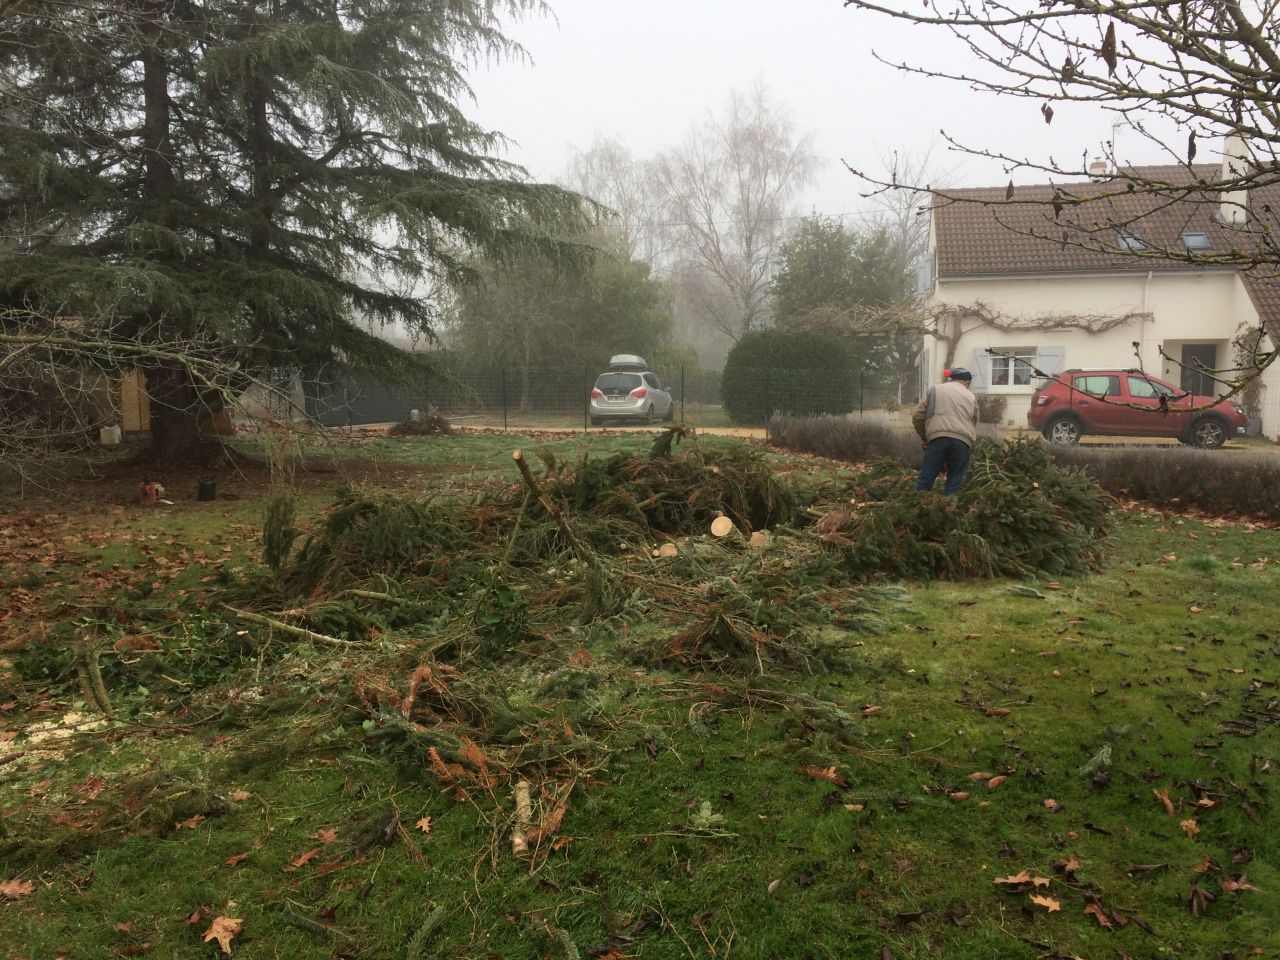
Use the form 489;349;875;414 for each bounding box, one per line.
1139;270;1153;369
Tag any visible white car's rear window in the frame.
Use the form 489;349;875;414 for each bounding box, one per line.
595;373;643;392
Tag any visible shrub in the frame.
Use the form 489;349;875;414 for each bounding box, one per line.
1047;446;1280;522
771;413;1280;522
722;330;856;424
768;414;924;467
976;394;1008;424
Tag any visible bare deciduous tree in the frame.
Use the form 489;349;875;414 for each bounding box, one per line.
841;1;1280;264
841;0;1280;396
655;84;818;343
565;136;671;266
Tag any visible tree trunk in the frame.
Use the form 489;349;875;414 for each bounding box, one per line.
144;362;223;466
140;9;175;219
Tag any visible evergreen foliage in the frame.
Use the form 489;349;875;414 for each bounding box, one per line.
0;0;591;456
817;439;1111;580
771;216;924;400
449;247;675;404
721;329;856;424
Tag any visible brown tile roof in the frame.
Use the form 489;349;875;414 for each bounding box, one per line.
933;164;1280;276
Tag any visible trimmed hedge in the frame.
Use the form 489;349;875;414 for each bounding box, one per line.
769;414;924;467
1049;445;1280;522
770;415;1280;521
722;330;856;424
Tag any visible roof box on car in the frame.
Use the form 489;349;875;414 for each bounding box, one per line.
608;354;648;371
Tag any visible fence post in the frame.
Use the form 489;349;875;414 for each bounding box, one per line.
500;366;508;431
680;366;685;423
583;366;589;431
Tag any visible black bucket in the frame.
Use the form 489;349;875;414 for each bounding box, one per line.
197;477;217;501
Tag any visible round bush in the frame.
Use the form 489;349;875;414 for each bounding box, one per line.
722;330;856;424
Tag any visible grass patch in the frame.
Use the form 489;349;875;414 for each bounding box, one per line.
1;434;1277;959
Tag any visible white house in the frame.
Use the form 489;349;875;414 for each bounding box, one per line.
919;146;1280;438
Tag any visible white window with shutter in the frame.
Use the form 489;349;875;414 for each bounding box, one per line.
974;345;1065;392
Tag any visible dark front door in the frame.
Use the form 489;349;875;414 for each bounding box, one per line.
1180;344;1217;396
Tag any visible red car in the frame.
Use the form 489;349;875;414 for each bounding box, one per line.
1027;369;1248;448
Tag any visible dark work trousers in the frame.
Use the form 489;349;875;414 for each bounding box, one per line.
916;437;972;495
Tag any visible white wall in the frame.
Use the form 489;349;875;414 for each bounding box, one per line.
923;270;1279;433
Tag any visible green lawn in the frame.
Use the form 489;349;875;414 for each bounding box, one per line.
1;432;1276;959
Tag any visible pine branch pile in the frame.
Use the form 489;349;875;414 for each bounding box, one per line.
388;410;453;437
532;443;802;537
815;439;1111;581
201;435;1109;805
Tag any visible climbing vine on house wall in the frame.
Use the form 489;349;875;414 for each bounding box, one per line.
927;301;1140;371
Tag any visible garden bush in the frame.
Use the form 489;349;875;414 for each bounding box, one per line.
721;330;856;424
770;413;1280;522
976;393;1008;424
768;414;924;466
1049;445;1280;521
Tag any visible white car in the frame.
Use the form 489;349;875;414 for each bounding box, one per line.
589;357;674;424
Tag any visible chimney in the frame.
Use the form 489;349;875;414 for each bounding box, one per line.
1088;159;1109;179
1219;134;1250;225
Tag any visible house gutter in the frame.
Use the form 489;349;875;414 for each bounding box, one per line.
938;267;1237;283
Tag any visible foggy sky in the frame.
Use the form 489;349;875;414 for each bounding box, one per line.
466;0;1185;217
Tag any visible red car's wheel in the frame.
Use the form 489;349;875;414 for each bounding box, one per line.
1044;415;1082;445
1186;415;1227;448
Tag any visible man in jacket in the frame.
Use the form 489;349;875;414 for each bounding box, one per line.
912;367;979;495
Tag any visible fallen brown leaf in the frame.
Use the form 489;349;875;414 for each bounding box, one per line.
1180;818;1199;837
203;915;242;955
227;790;251;802
224;852;249;867
174;815;205;831
282;847;321;872
1221;876;1260;894
861;705;882;717
1083;902;1114;929
949;791;970;801
0;878;35;900
415;817;432;834
797;765;850;788
1153;788;1175;817
993;870;1032;886
986;775;1007;790
0;731;16;743
308;828;338;843
1029;894;1061;912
